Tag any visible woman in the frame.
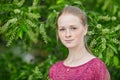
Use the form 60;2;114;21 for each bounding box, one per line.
49;6;110;80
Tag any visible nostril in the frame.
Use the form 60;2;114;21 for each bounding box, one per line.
65;34;71;37
65;30;71;37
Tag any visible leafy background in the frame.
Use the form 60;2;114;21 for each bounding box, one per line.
0;0;120;80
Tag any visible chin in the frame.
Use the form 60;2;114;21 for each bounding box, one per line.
64;44;76;48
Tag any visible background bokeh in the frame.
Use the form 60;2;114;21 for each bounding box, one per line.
0;0;120;80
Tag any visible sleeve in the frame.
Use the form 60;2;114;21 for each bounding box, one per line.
92;59;110;80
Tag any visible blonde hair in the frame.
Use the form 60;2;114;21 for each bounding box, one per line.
57;6;91;53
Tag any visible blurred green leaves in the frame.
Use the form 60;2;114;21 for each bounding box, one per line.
0;0;48;47
0;0;120;80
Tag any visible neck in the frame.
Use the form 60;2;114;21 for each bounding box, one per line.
64;43;95;67
67;44;88;61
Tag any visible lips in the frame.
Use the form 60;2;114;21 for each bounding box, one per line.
65;39;74;43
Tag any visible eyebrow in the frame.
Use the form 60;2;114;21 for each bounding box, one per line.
69;25;76;27
58;26;65;28
58;25;78;29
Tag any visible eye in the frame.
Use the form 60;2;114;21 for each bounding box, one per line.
59;28;65;31
71;27;77;30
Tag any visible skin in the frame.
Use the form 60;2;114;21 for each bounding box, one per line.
57;14;87;49
50;13;110;80
57;14;95;67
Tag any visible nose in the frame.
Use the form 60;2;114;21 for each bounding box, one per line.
65;29;71;38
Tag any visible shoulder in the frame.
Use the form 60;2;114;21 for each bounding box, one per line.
88;58;108;72
90;58;107;68
50;61;63;70
49;61;63;77
89;58;110;80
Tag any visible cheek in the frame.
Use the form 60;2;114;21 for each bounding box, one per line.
74;30;85;39
58;32;64;40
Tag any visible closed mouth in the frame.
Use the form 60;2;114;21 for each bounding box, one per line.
65;39;74;42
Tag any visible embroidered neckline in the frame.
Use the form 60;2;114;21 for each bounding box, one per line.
62;58;97;69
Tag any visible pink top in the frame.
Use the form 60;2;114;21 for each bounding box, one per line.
49;58;110;80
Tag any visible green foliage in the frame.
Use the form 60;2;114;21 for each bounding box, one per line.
86;0;120;68
0;0;120;80
0;51;57;80
0;0;48;47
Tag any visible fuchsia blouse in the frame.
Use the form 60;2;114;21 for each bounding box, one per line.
49;58;110;80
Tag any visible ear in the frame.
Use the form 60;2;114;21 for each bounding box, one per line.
83;24;88;35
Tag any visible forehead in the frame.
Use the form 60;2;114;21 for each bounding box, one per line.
57;14;82;26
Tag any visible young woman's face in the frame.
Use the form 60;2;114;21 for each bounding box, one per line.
57;14;87;48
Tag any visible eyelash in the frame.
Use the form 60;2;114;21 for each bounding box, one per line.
58;27;77;31
59;28;65;31
71;27;77;30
